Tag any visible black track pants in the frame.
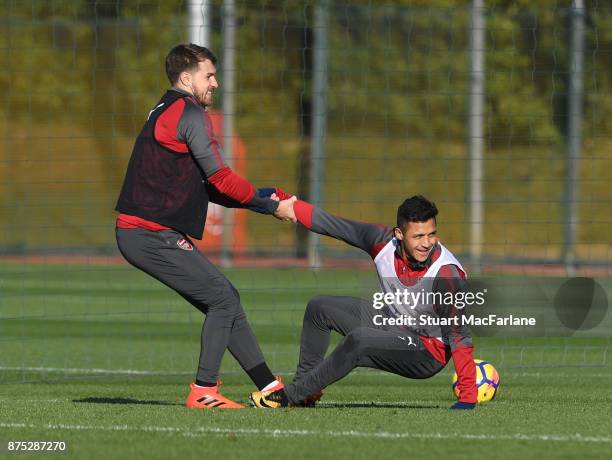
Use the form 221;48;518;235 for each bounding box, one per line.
116;228;266;383
285;295;444;404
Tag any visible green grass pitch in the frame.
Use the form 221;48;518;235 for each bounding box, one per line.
1;262;611;459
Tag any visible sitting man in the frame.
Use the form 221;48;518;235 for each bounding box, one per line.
249;193;478;410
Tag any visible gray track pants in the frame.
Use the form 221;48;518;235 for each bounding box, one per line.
116;228;266;383
285;295;444;404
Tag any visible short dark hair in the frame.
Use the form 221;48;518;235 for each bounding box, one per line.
165;43;218;85
397;195;438;229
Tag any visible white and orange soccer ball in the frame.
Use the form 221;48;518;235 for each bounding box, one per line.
452;359;500;403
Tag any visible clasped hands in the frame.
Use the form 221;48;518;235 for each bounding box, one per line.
272;193;297;223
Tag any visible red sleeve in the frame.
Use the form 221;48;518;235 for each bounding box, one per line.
206;183;242;208
208;166;256;204
452;345;478;403
273;187;294;200
294;200;314;229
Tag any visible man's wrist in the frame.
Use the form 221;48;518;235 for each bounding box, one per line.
249;192;279;214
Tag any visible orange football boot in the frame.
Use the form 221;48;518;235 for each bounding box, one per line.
185;381;244;409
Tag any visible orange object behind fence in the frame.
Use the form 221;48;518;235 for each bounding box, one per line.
193;111;248;256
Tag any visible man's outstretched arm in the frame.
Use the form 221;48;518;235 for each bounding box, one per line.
206;186;296;222
434;264;478;408
260;189;392;257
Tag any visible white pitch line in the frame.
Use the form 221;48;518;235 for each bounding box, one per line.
0;366;191;376
0;399;64;403
501;372;612;378
0;422;610;444
2;366;612;379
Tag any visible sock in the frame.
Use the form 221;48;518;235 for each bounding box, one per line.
261;378;282;392
246;362;276;390
195;379;217;388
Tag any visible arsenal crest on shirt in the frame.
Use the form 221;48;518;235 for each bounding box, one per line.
177;238;194;251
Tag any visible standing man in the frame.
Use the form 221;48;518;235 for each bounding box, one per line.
250;194;478;409
115;44;295;409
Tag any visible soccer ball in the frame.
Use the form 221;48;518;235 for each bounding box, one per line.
452;359;500;402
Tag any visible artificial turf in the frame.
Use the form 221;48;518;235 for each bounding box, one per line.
1;262;611;459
